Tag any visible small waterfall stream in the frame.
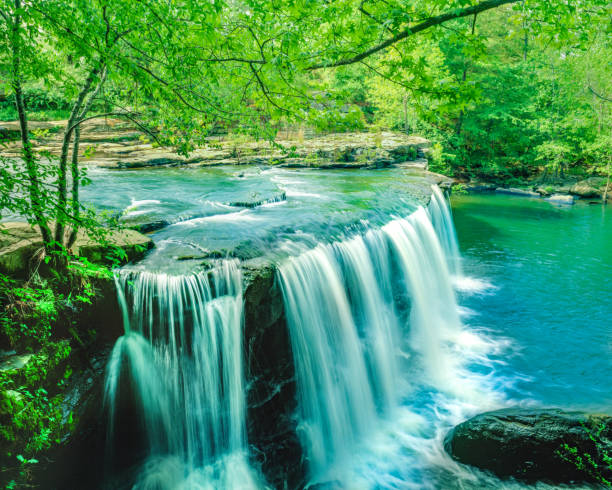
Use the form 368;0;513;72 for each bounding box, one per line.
105;260;261;489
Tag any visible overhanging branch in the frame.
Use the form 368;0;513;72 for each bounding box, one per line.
308;0;517;69
589;86;612;103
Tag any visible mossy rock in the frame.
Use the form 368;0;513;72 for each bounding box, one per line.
0;222;153;277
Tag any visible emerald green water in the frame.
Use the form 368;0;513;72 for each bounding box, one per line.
452;194;612;409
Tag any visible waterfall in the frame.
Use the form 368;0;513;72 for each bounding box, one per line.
105;260;260;489
428;185;462;276
278;187;475;484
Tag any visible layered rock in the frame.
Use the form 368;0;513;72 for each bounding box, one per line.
1;118;430;170
445;408;612;484
464;176;610;201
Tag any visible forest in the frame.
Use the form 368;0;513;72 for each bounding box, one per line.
0;0;611;489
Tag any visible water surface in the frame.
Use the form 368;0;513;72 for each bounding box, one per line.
452;193;612;410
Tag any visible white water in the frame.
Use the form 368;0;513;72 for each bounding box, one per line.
428;185;462;277
278;188;505;487
105;260;261;489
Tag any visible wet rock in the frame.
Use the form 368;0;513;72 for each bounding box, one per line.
127;219;170;233
242;258;306;489
175;254;209;261
495;187;540;198
445;408;612;484
232;240;265;261
546;194;574;205
228;192;287;208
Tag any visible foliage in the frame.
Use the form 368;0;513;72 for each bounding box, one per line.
0;0;608;486
356;5;611;181
0;258;107;487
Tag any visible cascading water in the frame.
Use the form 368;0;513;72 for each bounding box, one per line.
105;260;261;489
428;185;462;276
279;187;501;486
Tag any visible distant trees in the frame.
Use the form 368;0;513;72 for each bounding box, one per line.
315;1;611;181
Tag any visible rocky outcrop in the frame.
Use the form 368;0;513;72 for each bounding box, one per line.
495;187;540;198
570;177;609;198
0;222;153;277
1;118;430;170
445;408;612;484
242;258;305;489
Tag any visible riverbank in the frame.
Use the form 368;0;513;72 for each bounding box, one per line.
456;177;611;203
0;118;430;170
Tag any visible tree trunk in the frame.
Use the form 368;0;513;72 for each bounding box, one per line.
10;0;53;247
403;94;409;133
66;124;81;248
54;68;99;245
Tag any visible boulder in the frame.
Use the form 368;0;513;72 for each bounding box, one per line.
495;187;540;198
546;194;575;205
0;353;34;372
445;408;612;484
570;177;606;198
0;222;153;277
77;229;153;264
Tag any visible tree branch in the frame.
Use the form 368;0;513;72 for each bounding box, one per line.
308;0;517;69
589;86;612;103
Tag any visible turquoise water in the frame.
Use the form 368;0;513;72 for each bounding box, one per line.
82;166;435;272
452;193;612;410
